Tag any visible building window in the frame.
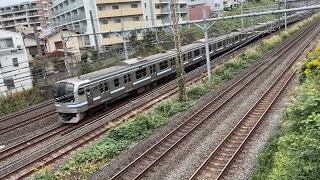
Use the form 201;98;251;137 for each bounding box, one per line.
133;16;140;21
4;78;15;90
101;19;108;24
114;18;121;23
12;58;18;67
0;38;14;49
131;4;138;8
103;34;110;38
136;68;147;79
112;5;119;9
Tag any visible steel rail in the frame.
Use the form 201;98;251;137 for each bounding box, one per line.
0;31;274;179
109;19;319;180
189;21;320;180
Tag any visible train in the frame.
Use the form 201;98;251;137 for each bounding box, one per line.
54;12;306;123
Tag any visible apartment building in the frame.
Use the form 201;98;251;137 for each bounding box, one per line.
0;1;51;32
51;0;189;46
0;30;33;96
51;0;100;47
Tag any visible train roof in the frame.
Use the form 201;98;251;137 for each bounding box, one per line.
57;65;129;84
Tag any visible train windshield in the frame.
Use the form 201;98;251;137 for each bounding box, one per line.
54;82;75;102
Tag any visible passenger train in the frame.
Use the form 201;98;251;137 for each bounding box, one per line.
54;13;306;123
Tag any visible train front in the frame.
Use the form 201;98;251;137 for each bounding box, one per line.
54;80;87;123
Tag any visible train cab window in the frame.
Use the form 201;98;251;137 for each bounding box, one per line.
104;82;109;91
99;84;104;93
78;88;84;95
114;78;120;87
159;61;168;70
150;65;156;74
136;68;147;79
170;58;175;66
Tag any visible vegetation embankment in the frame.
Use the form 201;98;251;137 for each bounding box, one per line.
0;87;46;117
251;47;320;179
34;12;320;180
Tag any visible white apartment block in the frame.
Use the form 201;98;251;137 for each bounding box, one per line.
51;0;101;47
144;0;189;27
0;1;51;32
189;0;224;11
51;0;189;46
0;30;33;96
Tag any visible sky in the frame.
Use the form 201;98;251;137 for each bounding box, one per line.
0;0;29;7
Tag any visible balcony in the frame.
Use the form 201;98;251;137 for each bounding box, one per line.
96;0;141;4
52;2;84;17
98;8;143;18
100;21;144;32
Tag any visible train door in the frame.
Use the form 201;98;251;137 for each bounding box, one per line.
91;85;101;103
86;87;93;104
150;64;157;81
124;74;133;92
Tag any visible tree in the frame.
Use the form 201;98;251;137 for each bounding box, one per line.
170;0;187;101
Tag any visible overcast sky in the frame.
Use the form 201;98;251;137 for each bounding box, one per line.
0;0;29;7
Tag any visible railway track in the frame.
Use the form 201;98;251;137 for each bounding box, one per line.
108;20;320;180
189;23;320;179
0;19;306;179
0;32;272;179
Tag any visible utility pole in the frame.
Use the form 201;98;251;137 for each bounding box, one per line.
61;31;70;75
33;24;47;81
90;10;100;59
240;2;244;29
121;18;129;61
195;11;215;84
170;0;187;101
284;0;287;31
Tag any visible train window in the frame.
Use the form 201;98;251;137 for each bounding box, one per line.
104;82;109;91
128;74;131;82
187;52;192;59
183;54;187;61
159;61;168;70
114;78;120;87
217;41;223;48
150;65;156;74
78;88;84;95
124;75;128;84
136;68;147;79
170;58;175;66
124;74;131;84
99;84;104;93
201;47;205;54
194;49;200;57
209;45;213;52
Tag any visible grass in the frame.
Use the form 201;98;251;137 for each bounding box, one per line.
0;87;46;116
34;12;320;180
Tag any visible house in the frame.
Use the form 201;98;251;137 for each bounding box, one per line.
44;28;83;54
189;3;212;20
0;29;33;96
23;33;46;62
